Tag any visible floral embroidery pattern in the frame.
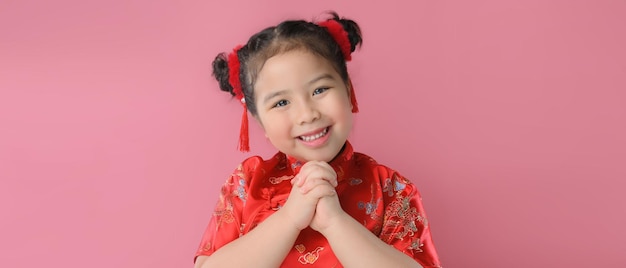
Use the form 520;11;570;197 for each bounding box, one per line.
214;195;235;227
357;184;382;222
291;161;303;170
202;242;211;252
358;197;381;215
383;175;408;197
297;246;324;265
349;178;363;185
234;178;246;204
358;200;379;215
230;165;248;204
385;196;426;240
214;167;247;228
408;238;424;253
382;178;394;196
394;180;406;192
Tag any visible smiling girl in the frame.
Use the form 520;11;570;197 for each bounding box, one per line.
194;12;442;268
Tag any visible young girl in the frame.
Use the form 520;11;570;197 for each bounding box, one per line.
194;12;442;268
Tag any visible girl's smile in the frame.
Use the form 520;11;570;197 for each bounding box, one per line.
297;126;331;146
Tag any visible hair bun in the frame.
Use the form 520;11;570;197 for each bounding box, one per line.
329;12;363;52
212;53;235;96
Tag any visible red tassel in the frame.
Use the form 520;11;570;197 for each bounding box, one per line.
238;104;250;152
349;79;359;113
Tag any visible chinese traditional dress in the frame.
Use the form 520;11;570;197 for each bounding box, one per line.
195;142;441;267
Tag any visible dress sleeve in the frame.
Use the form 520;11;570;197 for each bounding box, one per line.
378;171;442;268
194;163;249;260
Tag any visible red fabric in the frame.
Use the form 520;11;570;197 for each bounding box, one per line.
195;142;442;267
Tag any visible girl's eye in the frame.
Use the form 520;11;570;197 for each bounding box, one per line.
273;99;289;108
313;87;329;95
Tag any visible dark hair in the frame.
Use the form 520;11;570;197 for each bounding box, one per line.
212;12;363;116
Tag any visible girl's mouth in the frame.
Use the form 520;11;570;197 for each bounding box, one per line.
298;127;329;142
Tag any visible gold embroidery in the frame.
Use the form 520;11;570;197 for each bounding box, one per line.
382;195;428;242
202;242;211;252
269;175;294;184
294;244;306;253
215;208;234;226
235;164;245;178
297;246;324;264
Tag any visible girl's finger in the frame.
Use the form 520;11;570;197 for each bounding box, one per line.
298;162;337;187
303;183;336;200
299;169;337;193
299;174;329;194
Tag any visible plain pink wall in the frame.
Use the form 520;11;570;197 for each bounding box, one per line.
1;0;624;267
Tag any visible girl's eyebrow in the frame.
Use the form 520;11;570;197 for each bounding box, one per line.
262;90;289;104
307;73;335;86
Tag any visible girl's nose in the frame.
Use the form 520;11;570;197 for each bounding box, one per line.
297;101;321;125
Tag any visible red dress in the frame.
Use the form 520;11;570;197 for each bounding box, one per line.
195;142;442;267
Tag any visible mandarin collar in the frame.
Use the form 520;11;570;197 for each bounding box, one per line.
286;141;355;179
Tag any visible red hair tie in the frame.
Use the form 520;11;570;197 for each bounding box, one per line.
318;20;359;113
227;45;250;152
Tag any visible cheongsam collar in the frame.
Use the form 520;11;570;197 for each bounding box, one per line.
286;141;355;181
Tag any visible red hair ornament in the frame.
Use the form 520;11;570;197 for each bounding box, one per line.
227;45;250;152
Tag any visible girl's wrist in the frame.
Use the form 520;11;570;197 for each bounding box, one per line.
274;206;307;232
317;211;352;237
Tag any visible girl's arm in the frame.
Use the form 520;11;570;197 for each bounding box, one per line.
195;208;300;268
314;196;424;268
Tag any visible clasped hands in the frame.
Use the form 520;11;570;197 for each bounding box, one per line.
280;161;346;234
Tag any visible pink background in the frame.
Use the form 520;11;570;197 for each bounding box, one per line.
1;0;625;267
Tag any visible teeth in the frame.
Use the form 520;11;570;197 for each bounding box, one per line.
300;128;328;142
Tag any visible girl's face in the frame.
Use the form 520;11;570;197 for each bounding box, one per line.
253;50;353;162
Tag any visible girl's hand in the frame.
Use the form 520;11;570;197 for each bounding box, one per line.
292;161;338;194
291;161;344;232
309;186;346;233
280;176;336;231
